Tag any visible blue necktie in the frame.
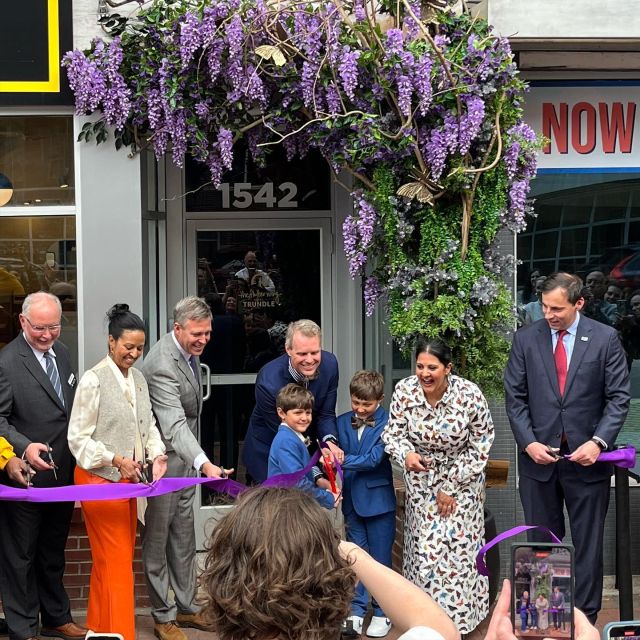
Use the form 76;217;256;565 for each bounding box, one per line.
44;351;65;406
189;356;200;380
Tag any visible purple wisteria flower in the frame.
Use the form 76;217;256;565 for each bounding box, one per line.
338;46;360;102
364;276;383;316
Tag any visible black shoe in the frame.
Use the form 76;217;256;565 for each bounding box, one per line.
0;618;9;636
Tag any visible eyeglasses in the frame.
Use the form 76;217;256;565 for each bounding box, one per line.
24;317;62;334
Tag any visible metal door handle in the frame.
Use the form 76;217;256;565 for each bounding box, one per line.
201;362;211;401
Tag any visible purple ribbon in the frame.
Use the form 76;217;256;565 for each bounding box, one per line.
561;445;636;468
0;448;344;503
476;525;562;577
596;445;635;468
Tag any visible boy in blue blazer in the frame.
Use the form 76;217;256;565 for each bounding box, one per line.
267;384;339;510
338;371;396;638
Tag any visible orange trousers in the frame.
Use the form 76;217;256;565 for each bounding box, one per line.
75;467;137;640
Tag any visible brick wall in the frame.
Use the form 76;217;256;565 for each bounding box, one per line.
63;506;150;613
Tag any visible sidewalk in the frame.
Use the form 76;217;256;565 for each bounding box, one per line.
73;590;634;640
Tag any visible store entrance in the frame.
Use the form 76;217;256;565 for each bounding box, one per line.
186;218;333;547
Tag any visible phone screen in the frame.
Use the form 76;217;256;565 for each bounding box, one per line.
605;624;640;640
512;544;574;640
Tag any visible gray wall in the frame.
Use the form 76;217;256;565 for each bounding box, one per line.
75;118;143;372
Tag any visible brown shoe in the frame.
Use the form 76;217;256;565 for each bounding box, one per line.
154;622;187;640
41;623;87;640
176;611;215;632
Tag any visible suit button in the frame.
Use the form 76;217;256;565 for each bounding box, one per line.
561;409;566;412
556;433;561;438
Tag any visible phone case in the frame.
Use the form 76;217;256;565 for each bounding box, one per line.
602;621;640;640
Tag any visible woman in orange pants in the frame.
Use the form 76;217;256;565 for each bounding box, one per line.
68;304;167;640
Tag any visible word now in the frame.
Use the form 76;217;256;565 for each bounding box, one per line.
542;102;636;155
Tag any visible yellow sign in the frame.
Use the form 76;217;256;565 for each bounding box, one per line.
0;0;60;93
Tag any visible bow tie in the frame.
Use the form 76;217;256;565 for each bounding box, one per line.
351;416;375;430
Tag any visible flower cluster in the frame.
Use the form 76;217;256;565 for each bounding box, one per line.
63;1;541;393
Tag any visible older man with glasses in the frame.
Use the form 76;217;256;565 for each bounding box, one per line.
0;291;85;640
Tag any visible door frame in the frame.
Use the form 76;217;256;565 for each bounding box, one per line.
185;216;334;549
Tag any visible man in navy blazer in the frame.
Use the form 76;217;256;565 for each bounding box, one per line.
504;272;630;623
242;319;342;483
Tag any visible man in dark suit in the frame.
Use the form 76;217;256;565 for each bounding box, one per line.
242;319;342;483
504;272;630;624
0;291;86;640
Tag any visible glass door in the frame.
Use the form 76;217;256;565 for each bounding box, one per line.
186;218;333;546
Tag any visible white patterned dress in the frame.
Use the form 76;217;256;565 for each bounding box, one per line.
382;374;494;633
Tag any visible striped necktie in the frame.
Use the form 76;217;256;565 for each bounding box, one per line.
44;351;65;406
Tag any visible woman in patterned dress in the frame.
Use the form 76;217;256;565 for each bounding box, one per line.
381;338;494;634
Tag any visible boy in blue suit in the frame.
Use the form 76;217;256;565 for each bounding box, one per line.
338;371;396;638
267;384;339;510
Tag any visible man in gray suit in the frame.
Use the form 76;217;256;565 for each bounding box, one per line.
0;291;86;640
504;272;630;623
141;296;228;640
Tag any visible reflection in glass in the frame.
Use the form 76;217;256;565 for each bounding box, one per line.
200;383;255;504
0;116;75;207
197;229;321;375
0;216;77;369
517;173;640;413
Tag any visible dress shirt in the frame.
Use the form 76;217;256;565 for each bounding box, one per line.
68;356;165;470
551;312;580;366
171;331;210;472
23;332;62;377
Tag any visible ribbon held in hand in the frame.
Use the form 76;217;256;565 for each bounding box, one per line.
597;445;636;468
562;445;636;468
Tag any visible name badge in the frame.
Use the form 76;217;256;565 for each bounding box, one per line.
68;373;77;387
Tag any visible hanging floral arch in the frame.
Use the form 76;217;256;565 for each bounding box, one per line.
63;0;540;394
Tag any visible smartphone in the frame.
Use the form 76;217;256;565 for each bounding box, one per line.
603;622;640;640
511;542;575;640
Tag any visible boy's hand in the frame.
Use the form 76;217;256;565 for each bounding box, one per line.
316;477;331;490
326;440;344;464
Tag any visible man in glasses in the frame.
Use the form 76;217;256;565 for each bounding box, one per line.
0;291;85;640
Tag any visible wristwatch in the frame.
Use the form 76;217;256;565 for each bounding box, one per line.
591;437;606;450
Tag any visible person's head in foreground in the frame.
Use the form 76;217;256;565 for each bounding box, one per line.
202;487;353;640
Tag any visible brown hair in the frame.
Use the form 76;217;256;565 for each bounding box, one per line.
202;487;355;640
275;383;314;412
349;370;384;401
541;272;584;304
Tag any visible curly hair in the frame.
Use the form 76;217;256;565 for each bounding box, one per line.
201;487;355;640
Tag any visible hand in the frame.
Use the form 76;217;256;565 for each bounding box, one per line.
484;579;515;640
405;451;428;472
525;442;559;465
316;477;331;490
568;440;601;466
5;456;29;486
485;579;598;640
24;442;55;471
201;462;234;478
325;440;344;464
152;454;168;481
436;490;457;517
117;457;143;482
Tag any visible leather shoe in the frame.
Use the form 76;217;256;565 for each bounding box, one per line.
153;622;187;640
0;618;9;636
41;622;87;640
176;611;215;632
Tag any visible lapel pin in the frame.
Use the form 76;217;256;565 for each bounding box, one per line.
580;336;589;342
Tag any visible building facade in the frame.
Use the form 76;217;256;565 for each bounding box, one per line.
1;0;639;582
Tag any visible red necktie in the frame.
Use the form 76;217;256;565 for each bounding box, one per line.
554;329;568;395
